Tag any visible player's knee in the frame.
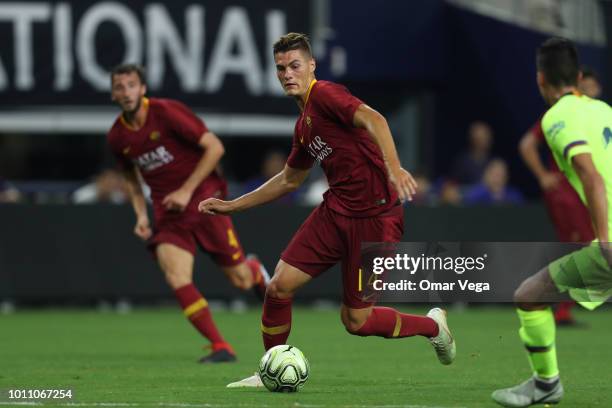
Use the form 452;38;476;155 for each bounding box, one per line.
513;285;525;305
513;284;538;311
236;280;251;290
164;268;191;289
341;310;368;334
225;266;251;290
513;285;528;308
343;320;364;335
265;278;293;299
230;276;251;290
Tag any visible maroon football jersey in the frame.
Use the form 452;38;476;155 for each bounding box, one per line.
107;98;226;225
287;80;398;217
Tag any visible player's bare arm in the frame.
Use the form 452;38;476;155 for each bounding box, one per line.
352;104;417;202
572;153;608;241
518;129;560;191
199;165;309;215
572;153;611;265
122;165;152;241
162;132;224;212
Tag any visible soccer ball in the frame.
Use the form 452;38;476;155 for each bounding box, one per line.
258;344;309;392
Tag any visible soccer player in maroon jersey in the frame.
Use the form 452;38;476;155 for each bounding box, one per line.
518;68;600;325
107;64;270;363
199;33;456;387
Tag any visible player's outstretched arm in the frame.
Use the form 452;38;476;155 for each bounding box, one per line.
573;153;611;266
352;104;417;202
199;165;309;215
162;132;224;212
122;166;152;241
572;153;608;243
518;129;560;191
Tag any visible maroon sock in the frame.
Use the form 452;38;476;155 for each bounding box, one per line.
174;284;231;351
354;307;439;338
261;295;292;350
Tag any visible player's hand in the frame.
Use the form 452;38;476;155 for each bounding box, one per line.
198;198;236;215
388;167;418;203
538;172;561;192
162;188;192;212
134;215;152;241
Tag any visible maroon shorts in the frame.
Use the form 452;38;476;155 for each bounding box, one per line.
281;201;404;309
543;178;594;242
149;215;245;267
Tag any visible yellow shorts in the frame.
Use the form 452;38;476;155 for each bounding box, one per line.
549;242;612;310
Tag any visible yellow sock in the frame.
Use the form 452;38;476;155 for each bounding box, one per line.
517;308;559;378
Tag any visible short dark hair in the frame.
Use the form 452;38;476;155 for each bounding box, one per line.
272;33;312;57
111;63;146;85
536;37;579;87
580;65;599;82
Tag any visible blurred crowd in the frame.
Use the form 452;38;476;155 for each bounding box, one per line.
411;120;524;206
411;66;603;207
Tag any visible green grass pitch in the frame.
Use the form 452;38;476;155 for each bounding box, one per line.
0;306;610;407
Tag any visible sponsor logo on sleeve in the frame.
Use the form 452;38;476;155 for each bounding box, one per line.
546;121;565;139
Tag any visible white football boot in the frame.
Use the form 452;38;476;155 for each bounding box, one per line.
427;307;456;365
226;372;264;388
492;375;564;407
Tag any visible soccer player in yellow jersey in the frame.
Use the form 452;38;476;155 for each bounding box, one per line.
493;38;612;407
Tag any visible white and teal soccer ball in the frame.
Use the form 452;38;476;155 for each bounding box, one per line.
258;344;309;392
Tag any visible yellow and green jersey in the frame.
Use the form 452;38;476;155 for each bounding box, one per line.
542;93;612;235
